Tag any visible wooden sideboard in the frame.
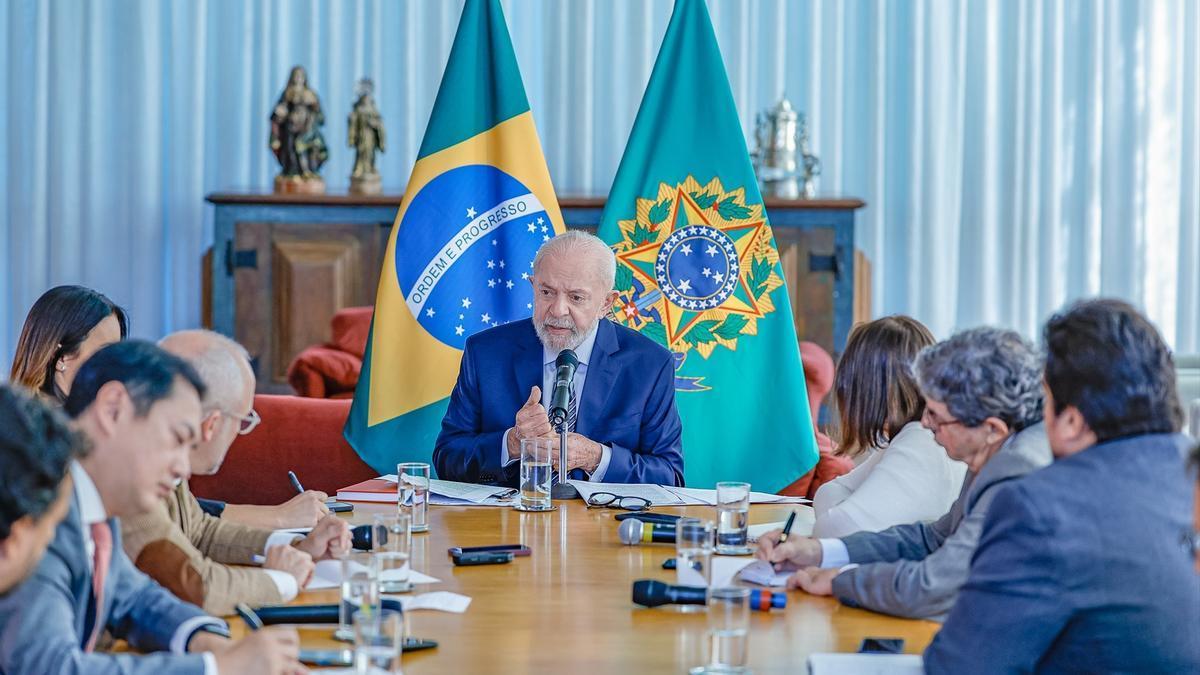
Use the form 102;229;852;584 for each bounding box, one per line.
204;193;868;393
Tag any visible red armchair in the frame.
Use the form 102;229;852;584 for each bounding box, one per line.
188;394;377;506
286;306;373;399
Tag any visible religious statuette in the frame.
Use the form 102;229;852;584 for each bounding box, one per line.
348;78;386;195
270;65;329;194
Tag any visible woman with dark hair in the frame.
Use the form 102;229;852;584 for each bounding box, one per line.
811;316;966;538
9;285;128;402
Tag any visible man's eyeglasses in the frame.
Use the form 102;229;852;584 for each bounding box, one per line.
585;492;650;512
922;408;965;433
222;408;261;435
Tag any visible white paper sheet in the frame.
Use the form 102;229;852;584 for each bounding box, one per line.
396;591;472;613
661;486;810;506
806;653;924;675
737;560;793;587
303;559;440;591
378;474;518;506
565;480;688;506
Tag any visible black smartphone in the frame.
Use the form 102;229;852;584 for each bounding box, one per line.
859;637;905;654
452;551;514;566
326;500;354;513
661;557;677;570
447;544;531;557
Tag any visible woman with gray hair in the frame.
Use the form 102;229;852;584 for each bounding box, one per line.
757;326;1054;621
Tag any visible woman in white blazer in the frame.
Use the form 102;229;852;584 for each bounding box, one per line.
812;316;967;538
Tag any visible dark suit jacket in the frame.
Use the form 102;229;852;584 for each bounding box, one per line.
925;433;1200;673
0;494;210;674
434;318;685;487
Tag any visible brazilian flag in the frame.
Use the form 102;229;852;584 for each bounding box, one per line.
346;0;564;474
598;0;817;491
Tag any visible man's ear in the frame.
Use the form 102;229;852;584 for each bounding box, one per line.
90;380;131;437
199;410;222;443
0;517;31;561
982;416;1012;446
602;290;620;319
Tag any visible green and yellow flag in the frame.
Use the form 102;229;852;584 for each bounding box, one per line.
345;0;564;473
598;0;817;491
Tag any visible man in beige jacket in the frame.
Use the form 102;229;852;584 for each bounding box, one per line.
121;330;351;615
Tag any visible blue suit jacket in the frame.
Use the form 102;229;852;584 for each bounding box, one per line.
0;494;210;674
925;433;1200;673
434;318;685;487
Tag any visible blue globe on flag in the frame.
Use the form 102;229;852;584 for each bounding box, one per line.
392;164;552;349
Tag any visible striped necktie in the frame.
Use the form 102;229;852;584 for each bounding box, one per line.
566;385;578;433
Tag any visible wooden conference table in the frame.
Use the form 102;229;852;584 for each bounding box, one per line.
231;500;939;673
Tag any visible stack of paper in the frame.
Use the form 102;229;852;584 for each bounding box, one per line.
303;559;441;591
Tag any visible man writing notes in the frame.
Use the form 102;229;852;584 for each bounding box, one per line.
435;231;685;487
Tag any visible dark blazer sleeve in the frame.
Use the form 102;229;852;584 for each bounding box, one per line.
433;339;512;484
600;351;684;486
923;481;1067;672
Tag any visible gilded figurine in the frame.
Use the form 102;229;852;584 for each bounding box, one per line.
348;78;386;195
270;65;328;194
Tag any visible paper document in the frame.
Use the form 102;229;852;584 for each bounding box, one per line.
397;591;472;613
303;559;440;591
737;560;792;588
807;653;924;675
662;486;810;506
746;508;815;541
711;557;758;588
566;480;687;506
380;474;517;507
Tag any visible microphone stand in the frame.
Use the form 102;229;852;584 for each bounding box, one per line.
549;420;578;499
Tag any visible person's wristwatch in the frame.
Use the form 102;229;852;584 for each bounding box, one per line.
186;623;232;651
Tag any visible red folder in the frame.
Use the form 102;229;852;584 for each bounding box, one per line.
335;477;398;503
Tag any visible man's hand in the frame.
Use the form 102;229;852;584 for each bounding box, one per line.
294;514;351;561
212;627;308;675
221;491;329;530
754;531;822;571
264;543;315;588
508;386;553;459
787;566;839;595
548;433;604;475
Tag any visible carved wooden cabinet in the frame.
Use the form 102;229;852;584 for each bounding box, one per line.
205;193;867;393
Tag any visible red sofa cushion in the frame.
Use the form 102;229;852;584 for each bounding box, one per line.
189;394;377;506
330;307;373;360
286;346;362;398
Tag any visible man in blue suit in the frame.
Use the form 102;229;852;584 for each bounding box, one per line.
0;341;303;675
925;299;1200;673
435;231;685;487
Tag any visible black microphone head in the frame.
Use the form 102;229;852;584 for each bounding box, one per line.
352;524;374;550
632;579;671;607
617;518;644;545
555;349;579;369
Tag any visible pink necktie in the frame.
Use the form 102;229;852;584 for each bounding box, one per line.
85;521;113;652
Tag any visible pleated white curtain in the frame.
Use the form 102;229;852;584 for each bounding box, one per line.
2;0;1196;365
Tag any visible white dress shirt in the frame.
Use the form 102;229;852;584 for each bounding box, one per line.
73;462;221;674
500;322;613;481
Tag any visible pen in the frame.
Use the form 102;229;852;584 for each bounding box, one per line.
778;510;797;544
287;470;304;495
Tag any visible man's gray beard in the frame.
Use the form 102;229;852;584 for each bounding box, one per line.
535;318;595;353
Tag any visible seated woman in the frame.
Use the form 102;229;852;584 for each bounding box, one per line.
8;285;325;529
811;316;967;538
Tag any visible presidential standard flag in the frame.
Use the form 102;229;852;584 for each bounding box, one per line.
345;0;565;473
597;0;818;491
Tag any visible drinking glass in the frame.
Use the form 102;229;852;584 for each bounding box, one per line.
353;608;403;675
690;587;750;674
397;462;430;533
715;482;752;555
372;513;412;593
337;552;380;642
676;516;716;612
519;438;554;510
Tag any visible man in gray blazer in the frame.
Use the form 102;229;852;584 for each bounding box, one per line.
926;300;1200;672
0;385;78;595
758;327;1051;620
0;341;303;675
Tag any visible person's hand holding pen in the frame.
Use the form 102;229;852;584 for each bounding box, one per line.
755;510;822;571
285;471;351;559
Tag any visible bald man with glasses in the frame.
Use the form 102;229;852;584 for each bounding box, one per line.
119;330;351;615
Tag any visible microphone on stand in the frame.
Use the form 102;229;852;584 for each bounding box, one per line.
632;580;786;611
548;349;578;428
618;518;676;545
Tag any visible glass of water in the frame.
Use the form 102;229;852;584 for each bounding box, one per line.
690;587;750;674
372;513;412;593
353;608;402;675
397;462;430;533
519;438;554;510
715;482;752;555
676;516;716;612
337;552;380;642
